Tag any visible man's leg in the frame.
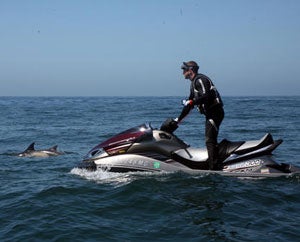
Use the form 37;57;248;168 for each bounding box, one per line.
205;108;224;170
205;119;219;170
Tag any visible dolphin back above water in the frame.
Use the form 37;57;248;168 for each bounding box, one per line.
18;142;64;157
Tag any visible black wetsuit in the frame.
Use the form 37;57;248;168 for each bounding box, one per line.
178;73;224;170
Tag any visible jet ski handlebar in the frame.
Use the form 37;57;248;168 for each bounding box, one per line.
160;118;179;134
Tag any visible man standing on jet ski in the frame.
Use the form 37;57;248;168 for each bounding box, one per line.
175;61;224;170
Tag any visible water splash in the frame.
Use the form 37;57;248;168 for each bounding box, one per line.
70;167;176;186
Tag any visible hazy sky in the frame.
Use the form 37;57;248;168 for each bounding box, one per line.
1;0;299;96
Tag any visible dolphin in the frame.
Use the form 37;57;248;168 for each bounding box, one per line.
18;142;64;157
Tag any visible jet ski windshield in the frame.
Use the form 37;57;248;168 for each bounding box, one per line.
86;123;153;158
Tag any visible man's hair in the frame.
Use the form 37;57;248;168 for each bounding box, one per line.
182;61;199;73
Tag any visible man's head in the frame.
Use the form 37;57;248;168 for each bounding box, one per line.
181;61;199;80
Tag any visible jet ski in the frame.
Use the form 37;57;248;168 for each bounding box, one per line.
79;121;300;178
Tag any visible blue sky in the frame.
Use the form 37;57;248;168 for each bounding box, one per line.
1;0;299;96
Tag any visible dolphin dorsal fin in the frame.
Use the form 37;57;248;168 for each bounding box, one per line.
26;142;35;151
49;145;58;151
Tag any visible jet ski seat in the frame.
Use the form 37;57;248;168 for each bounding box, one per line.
234;133;274;155
218;140;245;157
218;133;275;159
172;133;279;169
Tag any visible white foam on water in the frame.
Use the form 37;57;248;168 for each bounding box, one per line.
70;167;161;186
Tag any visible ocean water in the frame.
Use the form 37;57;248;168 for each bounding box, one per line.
0;96;299;242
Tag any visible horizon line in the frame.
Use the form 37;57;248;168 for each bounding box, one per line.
0;95;299;98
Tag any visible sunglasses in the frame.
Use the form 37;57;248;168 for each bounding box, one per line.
181;62;192;72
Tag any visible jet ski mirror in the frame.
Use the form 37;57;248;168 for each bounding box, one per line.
160;118;178;134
